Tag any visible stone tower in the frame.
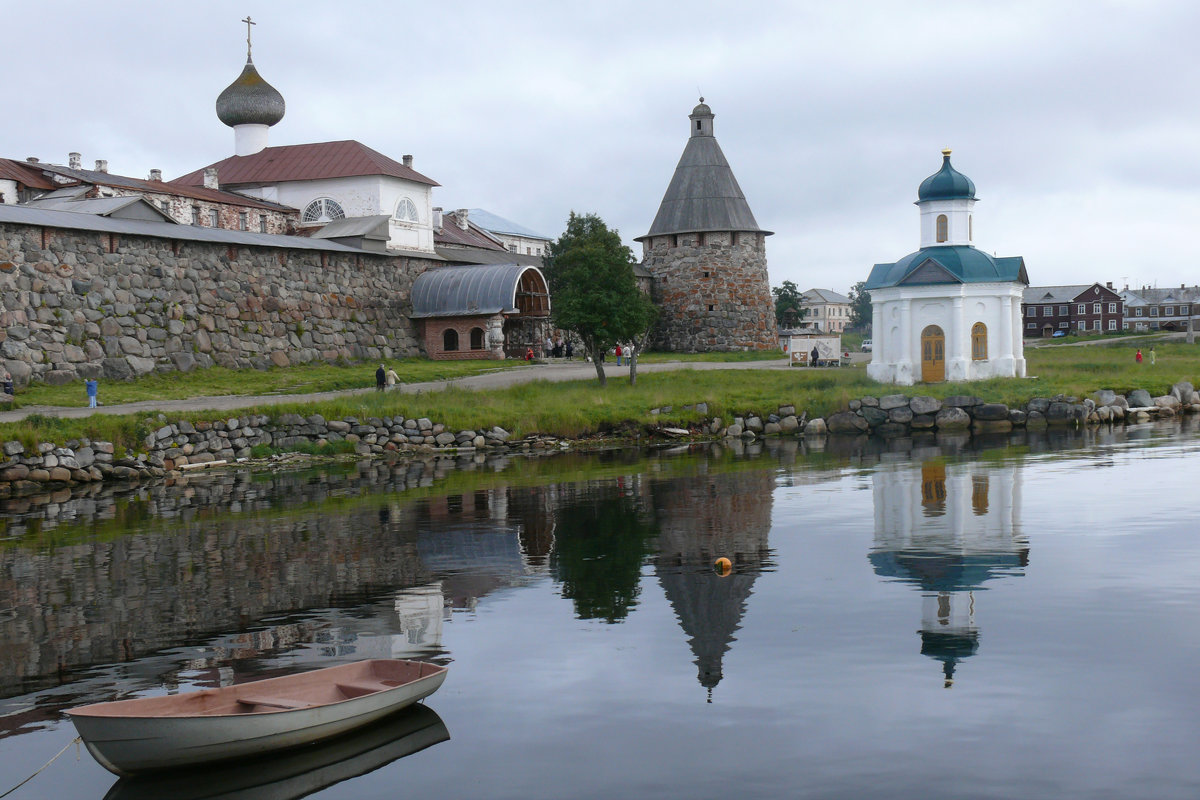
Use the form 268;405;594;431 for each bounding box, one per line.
636;100;778;352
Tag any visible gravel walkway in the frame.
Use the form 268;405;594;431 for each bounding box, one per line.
0;359;794;423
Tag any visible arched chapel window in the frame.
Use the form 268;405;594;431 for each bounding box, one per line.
302;198;345;224
971;322;987;360
470;327;485;349
443;329;459;351
936;214;948;243
394;198;419;222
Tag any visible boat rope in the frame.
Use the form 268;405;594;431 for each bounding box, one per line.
0;736;81;799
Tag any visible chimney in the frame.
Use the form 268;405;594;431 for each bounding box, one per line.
433;206;443;233
203;168;219;190
69;152;82;170
455;208;469;230
149;169;162;182
1106;281;1112;289
402;154;413;168
95;160;108;173
26;157;39;163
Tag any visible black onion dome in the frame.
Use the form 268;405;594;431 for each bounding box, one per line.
216;57;285;127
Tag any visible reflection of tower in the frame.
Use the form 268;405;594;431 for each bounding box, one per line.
869;460;1028;687
652;471;774;699
392;583;445;657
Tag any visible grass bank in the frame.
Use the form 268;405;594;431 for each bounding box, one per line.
3;342;1199;452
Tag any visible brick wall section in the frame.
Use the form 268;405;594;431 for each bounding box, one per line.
642;231;778;352
0;221;434;385
421;316;500;360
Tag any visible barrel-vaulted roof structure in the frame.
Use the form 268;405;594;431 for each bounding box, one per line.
410;264;548;318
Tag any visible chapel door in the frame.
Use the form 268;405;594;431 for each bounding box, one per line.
921;325;945;382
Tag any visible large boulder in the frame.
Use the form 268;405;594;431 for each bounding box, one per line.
1128;389;1153;408
803;417;827;435
827;412;869;434
909;395;942;415
1171;381;1195;404
102;357;133;381
888;406;914;424
1092;389;1117;407
860;406;889;427
934;406;971;430
879;394;910;411
973;403;1010;421
943;395;982;408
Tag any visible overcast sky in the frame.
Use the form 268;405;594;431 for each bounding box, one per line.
7;0;1200;294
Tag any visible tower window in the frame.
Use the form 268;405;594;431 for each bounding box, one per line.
697;120;701;130
708;304;715;311
703;271;710;278
936;214;948;243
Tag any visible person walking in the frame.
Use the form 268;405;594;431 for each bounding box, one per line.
615;343;623;366
86;378;98;408
811;346;820;367
1135;349;1143;363
565;340;574;359
386;366;400;389
375;364;386;391
1149;346;1156;365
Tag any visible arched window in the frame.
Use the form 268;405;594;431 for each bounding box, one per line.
470;327;485;349
394;197;418;222
301;198;345;224
443;329;459;351
936;214;948;243
971;322;987;360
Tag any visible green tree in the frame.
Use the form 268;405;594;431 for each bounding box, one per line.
543;212;657;386
848;281;872;332
772;281;808;328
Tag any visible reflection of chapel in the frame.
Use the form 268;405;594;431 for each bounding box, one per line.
868;460;1028;687
865;150;1029;385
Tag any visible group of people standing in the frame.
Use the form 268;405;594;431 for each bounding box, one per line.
375;363;401;391
1134;346;1156;365
543;336;573;359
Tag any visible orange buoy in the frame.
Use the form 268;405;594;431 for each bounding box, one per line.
714;557;732;575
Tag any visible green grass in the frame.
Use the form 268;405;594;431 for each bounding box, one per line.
5;342;1200;454
13;359;524;408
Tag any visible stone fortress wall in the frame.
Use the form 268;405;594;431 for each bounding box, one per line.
0;220;435;387
643;230;777;352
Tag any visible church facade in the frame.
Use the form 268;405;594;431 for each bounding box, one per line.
866;150;1028;385
636;101;777;352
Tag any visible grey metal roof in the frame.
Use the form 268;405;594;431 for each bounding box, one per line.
0;204;371;254
434;245;543;268
638;121;768;240
310;215;390;240
464;209;552;240
1021;285;1093;304
802;288;851;304
411;263;547;318
25;195;174;221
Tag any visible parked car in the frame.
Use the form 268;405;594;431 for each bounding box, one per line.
861;339;873;352
1052;330;1067;338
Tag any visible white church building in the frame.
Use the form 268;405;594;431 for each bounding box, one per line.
865;150;1028;385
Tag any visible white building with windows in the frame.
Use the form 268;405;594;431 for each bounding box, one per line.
798;288;851;332
171;31;440;255
865;150;1028;385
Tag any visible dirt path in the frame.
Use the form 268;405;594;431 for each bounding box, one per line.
0;359;794;423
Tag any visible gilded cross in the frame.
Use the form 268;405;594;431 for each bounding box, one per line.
242;16;255;58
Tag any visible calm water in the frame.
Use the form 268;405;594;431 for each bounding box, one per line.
3;421;1200;799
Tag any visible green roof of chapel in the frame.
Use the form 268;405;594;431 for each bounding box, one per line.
865;245;1028;290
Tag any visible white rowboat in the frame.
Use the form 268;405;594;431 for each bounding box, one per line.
67;659;448;776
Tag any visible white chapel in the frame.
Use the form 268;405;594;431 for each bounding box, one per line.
865;150;1028;385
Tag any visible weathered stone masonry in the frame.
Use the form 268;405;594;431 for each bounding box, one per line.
643;231;777;352
0;221;436;386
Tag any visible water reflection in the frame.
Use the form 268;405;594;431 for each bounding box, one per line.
102;704;448;800
869;459;1028;687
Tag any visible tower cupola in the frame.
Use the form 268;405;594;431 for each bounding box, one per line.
215;17;285;157
916;149;977;248
689;97;714;137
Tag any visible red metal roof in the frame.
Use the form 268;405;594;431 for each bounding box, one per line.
171;140;439;188
434;220;505;250
0;159;57;191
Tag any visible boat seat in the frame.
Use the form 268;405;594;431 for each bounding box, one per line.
335;681;388;698
237;695;313;710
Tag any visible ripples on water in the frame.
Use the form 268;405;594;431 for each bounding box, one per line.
1;420;1200;799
